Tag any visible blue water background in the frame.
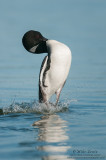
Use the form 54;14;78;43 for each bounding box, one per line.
0;0;106;160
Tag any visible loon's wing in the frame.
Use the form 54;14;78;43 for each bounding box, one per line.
39;56;48;103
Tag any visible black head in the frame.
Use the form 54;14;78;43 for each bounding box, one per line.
22;30;48;54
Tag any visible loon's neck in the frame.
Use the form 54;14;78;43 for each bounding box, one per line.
35;41;48;54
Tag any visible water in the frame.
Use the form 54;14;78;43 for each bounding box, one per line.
0;0;106;159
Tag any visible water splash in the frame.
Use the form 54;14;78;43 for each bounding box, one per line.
2;99;77;115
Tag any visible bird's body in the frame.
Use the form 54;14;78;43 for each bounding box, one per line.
22;31;72;105
39;40;71;103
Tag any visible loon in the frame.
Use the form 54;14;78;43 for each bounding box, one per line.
22;30;72;106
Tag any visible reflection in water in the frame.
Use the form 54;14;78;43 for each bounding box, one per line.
33;114;74;160
33;114;69;142
42;155;75;160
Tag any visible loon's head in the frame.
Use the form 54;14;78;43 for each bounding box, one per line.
22;30;48;54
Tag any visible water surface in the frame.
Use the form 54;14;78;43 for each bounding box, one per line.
0;0;106;160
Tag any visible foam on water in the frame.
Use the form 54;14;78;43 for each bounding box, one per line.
2;99;77;115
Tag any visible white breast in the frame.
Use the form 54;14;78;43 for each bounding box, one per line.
40;40;72;100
